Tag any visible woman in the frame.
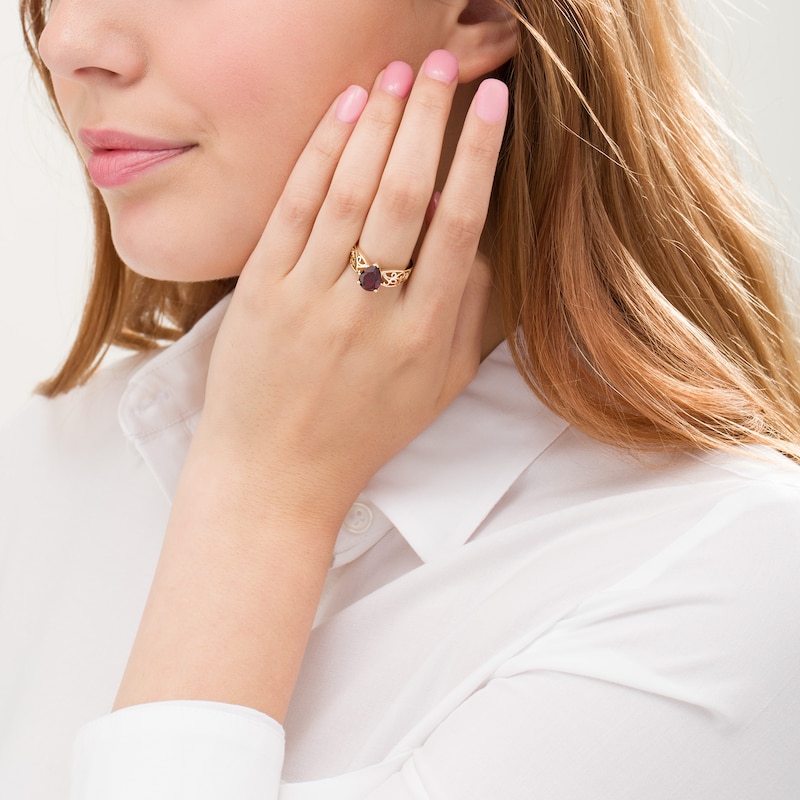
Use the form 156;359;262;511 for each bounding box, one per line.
3;0;800;797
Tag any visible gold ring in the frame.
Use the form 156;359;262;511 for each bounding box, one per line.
350;244;414;292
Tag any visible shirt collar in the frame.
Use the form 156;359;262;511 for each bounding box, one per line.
360;341;568;563
118;296;568;563
117;295;232;498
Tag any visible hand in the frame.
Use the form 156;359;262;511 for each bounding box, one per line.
196;50;509;529
115;52;508;721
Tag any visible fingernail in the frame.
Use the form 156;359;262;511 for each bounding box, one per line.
381;61;414;98
426;191;442;225
336;85;368;123
474;79;508;123
423;50;459;84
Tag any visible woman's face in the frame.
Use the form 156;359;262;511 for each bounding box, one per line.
39;0;450;281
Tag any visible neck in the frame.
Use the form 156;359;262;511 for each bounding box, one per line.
480;277;505;361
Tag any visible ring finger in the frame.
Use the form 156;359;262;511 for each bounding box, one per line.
352;50;460;288
289;61;415;287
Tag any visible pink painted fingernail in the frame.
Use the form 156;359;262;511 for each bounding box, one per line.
336;85;368;123
381;61;414;98
426;191;442;225
474;79;508;123
423;50;459;84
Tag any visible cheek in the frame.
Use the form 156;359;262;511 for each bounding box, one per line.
172;13;355;207
109;17;327;280
170;2;428;153
108;2;437;281
51;78;84;142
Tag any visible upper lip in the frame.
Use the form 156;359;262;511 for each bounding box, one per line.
78;128;195;153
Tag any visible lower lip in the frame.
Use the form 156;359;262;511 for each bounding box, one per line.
87;146;195;189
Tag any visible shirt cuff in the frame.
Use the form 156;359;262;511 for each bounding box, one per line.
71;700;285;800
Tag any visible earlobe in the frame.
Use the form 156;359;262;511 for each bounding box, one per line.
443;0;519;83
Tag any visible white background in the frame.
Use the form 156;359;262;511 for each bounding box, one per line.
1;1;799;424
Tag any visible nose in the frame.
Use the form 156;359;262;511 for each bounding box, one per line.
38;0;146;87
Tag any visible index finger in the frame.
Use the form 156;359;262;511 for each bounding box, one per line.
249;85;368;279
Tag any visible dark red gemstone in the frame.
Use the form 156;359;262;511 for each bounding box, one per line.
359;265;382;292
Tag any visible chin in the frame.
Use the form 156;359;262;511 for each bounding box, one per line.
120;251;243;283
110;219;254;284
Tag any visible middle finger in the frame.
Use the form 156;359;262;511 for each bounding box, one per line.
355;49;460;275
299;51;459;291
290;61;414;287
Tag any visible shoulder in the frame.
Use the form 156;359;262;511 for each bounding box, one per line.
0;352;153;462
490;434;800;737
484;427;800;664
0;352;164;542
524;424;800;530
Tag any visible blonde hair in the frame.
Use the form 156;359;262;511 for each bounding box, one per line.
20;0;800;458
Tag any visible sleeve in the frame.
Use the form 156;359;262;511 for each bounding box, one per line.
71;486;800;800
71;701;285;800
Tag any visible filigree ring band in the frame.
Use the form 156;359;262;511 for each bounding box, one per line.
350;244;414;292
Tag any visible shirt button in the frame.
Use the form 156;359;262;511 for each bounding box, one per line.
343;502;373;535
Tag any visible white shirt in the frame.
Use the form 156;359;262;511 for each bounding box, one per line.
2;295;800;799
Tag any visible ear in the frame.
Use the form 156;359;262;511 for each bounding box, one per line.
441;0;518;83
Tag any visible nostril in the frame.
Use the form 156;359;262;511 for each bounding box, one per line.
36;11;146;85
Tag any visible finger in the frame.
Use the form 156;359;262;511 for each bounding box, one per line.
354;50;460;273
447;252;494;390
247;84;368;281
291;61;415;288
407;79;509;322
425;192;442;227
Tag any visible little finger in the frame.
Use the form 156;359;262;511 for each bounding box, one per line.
354;50;460;280
407;79;509;322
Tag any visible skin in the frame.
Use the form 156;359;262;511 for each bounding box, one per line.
39;0;517;723
40;0;510;282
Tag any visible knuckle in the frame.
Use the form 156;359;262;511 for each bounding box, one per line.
414;89;449;119
328;183;370;220
328;296;372;341
366;106;401;139
382;172;430;220
309;135;341;173
438;204;486;247
466;129;501;165
280;191;319;226
334;313;374;353
405;318;438;353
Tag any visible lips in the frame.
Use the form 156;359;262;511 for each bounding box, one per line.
79;129;196;189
